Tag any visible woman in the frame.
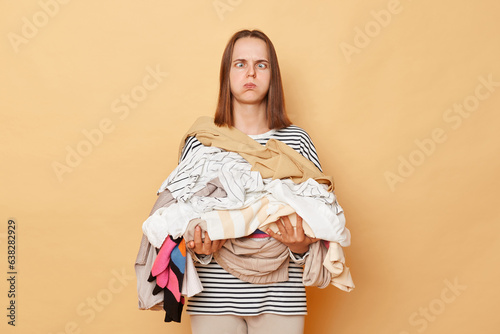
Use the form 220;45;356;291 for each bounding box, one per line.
183;29;323;334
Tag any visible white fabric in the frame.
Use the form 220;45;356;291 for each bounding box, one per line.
181;252;203;297
142;202;197;247
265;179;350;246
158;146;265;211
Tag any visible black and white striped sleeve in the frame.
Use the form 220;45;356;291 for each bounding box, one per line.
179;136;203;163
297;129;322;172
274;125;322;172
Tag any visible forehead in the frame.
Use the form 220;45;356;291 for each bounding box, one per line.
232;37;269;60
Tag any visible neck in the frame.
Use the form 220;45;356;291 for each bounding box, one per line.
232;99;270;135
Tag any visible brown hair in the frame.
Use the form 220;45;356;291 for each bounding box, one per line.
214;29;291;129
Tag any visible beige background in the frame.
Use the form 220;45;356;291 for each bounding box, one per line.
1;0;499;333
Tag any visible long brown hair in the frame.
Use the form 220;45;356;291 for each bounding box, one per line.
214;29;291;129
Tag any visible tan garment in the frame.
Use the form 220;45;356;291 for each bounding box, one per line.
184;219;290;284
178;116;334;192
216;238;290;284
302;241;332;289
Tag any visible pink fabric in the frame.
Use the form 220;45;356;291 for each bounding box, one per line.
246;234;270;238
152;237;178;287
167;267;182;302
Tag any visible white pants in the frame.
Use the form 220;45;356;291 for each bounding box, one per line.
190;313;305;334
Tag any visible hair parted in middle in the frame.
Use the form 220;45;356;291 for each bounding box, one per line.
214;29;291;129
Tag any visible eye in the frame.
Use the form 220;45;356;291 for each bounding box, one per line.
257;63;268;69
235;62;244;68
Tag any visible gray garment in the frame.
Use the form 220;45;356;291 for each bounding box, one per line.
135;190;175;310
134;178;227;310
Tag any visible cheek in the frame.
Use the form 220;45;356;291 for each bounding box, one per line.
229;71;237;91
229;69;242;82
262;73;271;88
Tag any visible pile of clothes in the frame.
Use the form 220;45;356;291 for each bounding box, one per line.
135;117;354;322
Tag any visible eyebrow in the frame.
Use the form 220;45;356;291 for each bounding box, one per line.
232;59;269;63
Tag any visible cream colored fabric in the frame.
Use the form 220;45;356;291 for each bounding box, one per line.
201;195;316;240
323;242;355;292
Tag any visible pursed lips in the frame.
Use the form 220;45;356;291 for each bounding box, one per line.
244;83;256;89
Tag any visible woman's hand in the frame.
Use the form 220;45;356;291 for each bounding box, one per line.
187;225;227;256
267;215;319;254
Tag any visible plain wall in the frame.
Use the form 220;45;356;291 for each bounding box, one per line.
1;0;499;333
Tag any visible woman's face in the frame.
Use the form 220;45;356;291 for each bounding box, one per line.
229;37;271;107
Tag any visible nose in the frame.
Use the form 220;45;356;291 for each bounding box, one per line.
247;64;256;78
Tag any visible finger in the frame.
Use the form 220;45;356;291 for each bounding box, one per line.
194;225;201;241
295;215;305;238
266;228;282;240
203;230;212;252
275;218;287;237
187;240;195;249
204;229;211;243
194;226;203;249
281;215;295;235
211;239;221;253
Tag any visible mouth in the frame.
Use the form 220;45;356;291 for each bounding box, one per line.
244;83;256;89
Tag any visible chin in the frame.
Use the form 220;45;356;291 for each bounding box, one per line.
236;93;266;104
239;98;266;105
